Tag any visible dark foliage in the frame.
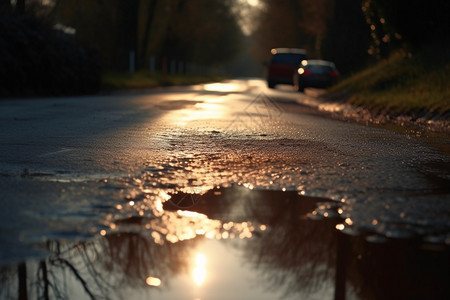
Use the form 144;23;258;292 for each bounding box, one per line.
322;0;372;75
0;14;101;97
362;0;450;59
376;0;450;48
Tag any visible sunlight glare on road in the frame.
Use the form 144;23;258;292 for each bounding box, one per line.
204;81;248;93
165;96;229;127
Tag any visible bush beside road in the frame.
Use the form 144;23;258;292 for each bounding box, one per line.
322;46;450;132
0;15;100;97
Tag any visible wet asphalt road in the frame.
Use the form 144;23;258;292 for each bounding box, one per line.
0;79;449;299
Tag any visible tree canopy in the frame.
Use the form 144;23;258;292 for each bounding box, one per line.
2;0;449;76
250;0;449;74
52;0;244;71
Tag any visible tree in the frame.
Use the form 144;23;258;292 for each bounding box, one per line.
139;0;159;68
250;0;373;74
251;0;303;63
298;0;333;58
53;0;243;71
0;0;12;13
362;0;450;57
160;0;243;66
16;0;25;14
322;0;371;74
250;0;334;62
54;0;131;70
117;0;139;70
0;0;25;14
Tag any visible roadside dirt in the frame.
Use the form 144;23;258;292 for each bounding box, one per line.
314;92;450;135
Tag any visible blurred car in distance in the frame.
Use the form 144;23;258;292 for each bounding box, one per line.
293;59;340;92
266;48;307;89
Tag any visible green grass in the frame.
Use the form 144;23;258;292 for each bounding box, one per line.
326;48;450;118
101;70;224;92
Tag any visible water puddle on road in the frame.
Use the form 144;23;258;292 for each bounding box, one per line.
1;185;449;300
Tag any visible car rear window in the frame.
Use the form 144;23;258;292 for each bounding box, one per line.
271;53;307;65
308;65;334;72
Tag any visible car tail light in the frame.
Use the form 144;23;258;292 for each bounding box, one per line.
329;70;339;78
298;68;313;76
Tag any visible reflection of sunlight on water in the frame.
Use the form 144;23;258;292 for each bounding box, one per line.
146;276;162;287
178;210;207;219
104;171;273;247
193;253;207;286
108;187;264;246
335;224;345;231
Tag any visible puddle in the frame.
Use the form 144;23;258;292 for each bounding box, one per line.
1;133;449;299
1;186;448;300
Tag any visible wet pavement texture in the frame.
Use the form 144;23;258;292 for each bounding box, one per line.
0;79;449;299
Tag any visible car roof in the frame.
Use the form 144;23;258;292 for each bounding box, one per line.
271;48;307;55
305;59;335;66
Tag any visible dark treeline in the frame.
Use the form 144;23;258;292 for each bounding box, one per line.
53;0;244;72
1;0;449;97
361;0;450;57
251;0;371;74
0;0;244;96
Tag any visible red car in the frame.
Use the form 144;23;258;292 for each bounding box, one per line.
266;48;307;89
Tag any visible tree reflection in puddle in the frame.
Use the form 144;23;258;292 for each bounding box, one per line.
1;186;449;299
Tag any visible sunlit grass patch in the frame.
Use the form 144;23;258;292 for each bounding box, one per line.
326;48;450;117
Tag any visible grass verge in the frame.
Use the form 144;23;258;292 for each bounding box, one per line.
325;47;450;119
101;70;224;92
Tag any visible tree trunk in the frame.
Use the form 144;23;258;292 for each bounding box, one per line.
18;262;27;300
139;0;158;69
40;261;50;300
0;0;12;12
16;0;25;14
117;0;139;71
